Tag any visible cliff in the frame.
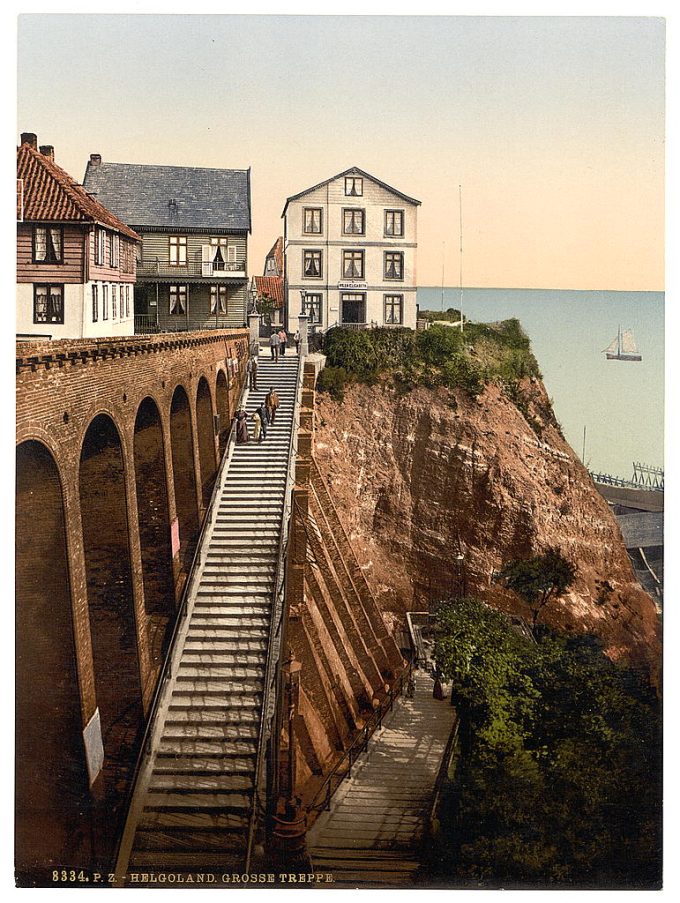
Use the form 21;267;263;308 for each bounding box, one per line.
312;375;660;674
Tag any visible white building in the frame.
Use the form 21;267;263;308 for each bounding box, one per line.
282;167;420;332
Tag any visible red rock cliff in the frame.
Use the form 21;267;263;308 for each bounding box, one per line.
312;376;660;673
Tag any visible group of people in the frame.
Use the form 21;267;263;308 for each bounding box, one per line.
233;387;280;444
269;327;301;360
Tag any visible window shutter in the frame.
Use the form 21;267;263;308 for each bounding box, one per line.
201;244;213;276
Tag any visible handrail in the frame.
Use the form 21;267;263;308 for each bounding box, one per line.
425;717;460;841
111;360;249;880
307;659;413;816
244;349;305;871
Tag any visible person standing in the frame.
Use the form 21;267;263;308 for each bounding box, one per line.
269;330;280;362
256;402;268;440
265;387;280;424
234;408;249;444
247;355;258;390
294;329;301;355
278;327;287;356
251;408;263;443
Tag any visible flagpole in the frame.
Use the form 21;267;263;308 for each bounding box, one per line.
459;184;464;332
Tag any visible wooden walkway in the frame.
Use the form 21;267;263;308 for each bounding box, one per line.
306;670;457;888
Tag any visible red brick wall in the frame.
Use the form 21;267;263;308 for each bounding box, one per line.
16;328;249;728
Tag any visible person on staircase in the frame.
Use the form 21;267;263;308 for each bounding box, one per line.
294;329;301;355
251;408;263;443
269;329;280;362
265;387;280;424
256;402;269;440
247;355;258;390
234;408;249;444
278;327;288;356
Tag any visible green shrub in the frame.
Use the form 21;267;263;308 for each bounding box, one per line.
417;323;464;364
316;365;350;400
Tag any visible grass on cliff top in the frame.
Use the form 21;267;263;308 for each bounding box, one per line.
317;313;542;403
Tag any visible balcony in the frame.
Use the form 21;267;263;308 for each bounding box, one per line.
137;258;247;279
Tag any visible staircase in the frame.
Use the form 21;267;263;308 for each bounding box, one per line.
114;350;301;880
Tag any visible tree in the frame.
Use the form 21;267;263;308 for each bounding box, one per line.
497;547;576;634
258;291;276;327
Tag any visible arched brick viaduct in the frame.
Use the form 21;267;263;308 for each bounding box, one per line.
15;329;249;877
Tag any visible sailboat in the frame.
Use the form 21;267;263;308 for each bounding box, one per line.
603;326;642;362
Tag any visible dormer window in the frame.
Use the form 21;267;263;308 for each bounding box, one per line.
345;176;363;197
169;235;187;266
33;226;63;264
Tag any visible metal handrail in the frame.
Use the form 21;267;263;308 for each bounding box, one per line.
244;349;305;871
307;660;412;816
111;362;249;880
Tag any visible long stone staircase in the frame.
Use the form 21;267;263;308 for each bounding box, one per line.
114;351;300;880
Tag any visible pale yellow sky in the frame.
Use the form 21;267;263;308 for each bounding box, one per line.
17;14;665;290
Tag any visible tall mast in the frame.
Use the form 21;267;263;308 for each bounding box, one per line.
459;184;464;331
441;241;445;310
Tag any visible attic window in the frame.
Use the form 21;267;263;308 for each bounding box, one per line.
345;176;363;197
168;199;178;216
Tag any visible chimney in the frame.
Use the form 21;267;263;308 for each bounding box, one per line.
20;132;37;149
40;145;55;161
89;153;102;167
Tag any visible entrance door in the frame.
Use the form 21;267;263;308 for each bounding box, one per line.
341;292;366;325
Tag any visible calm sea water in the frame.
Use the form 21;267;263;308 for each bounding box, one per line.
417;287;664;477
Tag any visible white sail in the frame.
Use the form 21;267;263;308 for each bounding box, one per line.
603;335;620;354
621;329;638;354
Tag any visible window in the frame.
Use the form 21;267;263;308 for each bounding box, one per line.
92;284;99;322
384;294;403;325
169;284;187;315
384;251;404;280
303;208;322;234
110;233;120;268
345;176;363;196
95;228;106;266
385;210;404;237
33;284;63;324
33;226;63;263
343;208;365;235
303;293;322;325
169;236;187;266
303;250;322;279
111;284;117;319
209;237;227;271
102;284;109;320
342;249;365;279
125;285;130;318
210;285;228;314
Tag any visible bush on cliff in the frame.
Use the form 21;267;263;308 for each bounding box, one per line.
426;598;661;889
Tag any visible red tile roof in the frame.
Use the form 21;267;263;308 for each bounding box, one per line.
253;275;284;308
17;142;140;242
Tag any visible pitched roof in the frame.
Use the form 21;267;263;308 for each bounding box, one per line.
265;237;284;276
16;142;140;241
83;161;251;232
253;275;284;308
281;166;421;216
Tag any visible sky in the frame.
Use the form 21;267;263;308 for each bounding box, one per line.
15;13;665;291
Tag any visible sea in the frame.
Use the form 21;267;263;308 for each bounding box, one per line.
416;287;664;478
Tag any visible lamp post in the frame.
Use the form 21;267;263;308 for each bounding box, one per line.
271;649;308;867
454;533;466;599
248;281;260;356
298;290;309;357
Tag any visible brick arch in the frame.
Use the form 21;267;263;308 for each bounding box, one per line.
133;396;176;665
16;439;89;872
79;413;144;864
196;375;217;506
216;367;231;456
169;383;200;568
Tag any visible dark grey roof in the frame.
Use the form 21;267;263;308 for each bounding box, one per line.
281;166;421;217
82;161;251;232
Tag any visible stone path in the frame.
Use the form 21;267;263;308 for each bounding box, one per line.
306;670;457;888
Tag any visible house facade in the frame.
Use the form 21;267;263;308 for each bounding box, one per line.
16;134;139;340
82;157;251;333
282;167;420;332
251;237;284;328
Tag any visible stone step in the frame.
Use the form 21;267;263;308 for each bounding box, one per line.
148;773;254;793
164;709;260;725
137;809;250;831
160;723;260;741
168;695;261;710
140;789;251;810
179;652;266;666
168;679;263;696
175;667;264;682
181;639;268;654
156;737;258;757
132;828;247;853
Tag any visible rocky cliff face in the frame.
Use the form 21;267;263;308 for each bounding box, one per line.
312;376;660;673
